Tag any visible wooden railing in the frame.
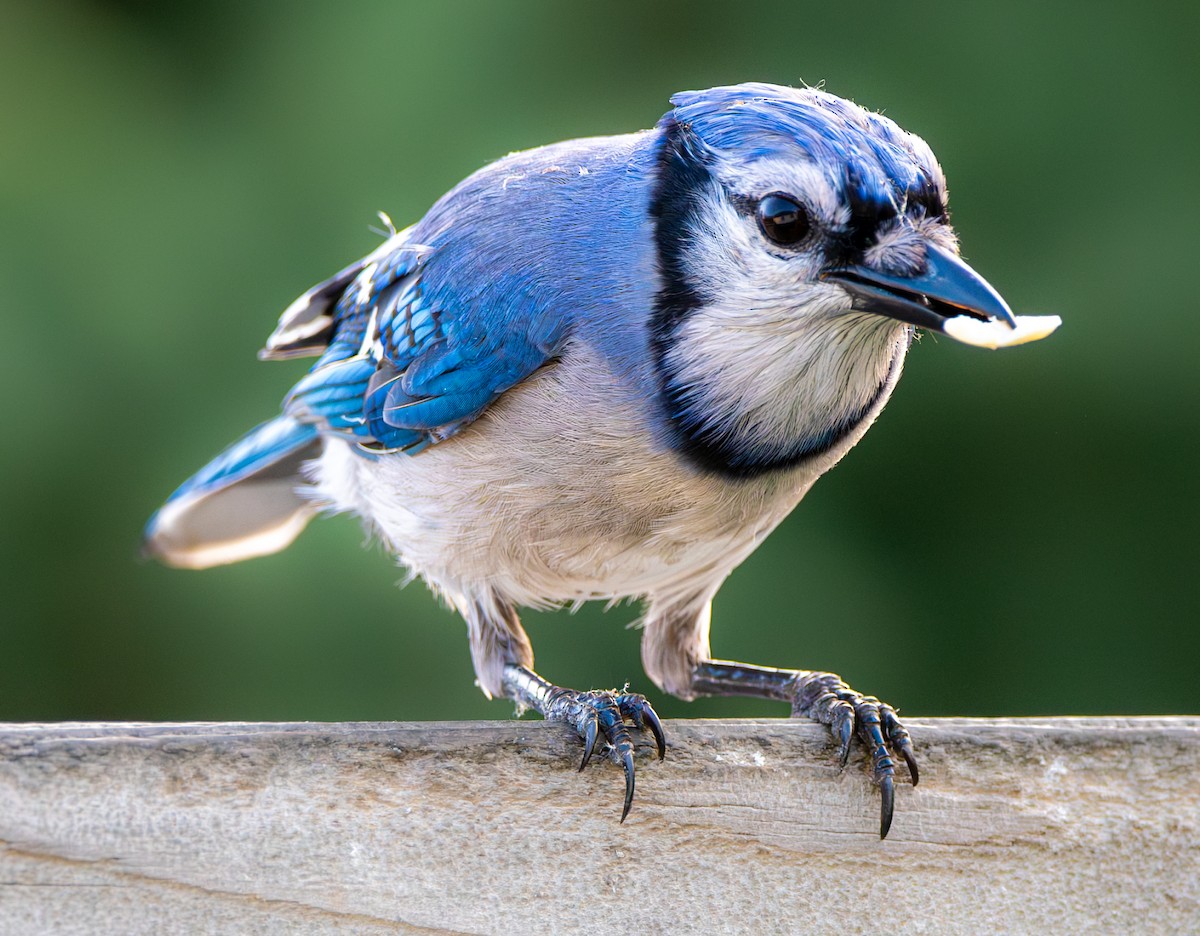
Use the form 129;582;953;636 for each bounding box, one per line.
2;718;1197;933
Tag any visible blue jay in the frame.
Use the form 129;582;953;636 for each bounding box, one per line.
146;83;1059;838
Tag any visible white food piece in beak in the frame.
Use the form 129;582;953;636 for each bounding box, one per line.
942;314;1063;349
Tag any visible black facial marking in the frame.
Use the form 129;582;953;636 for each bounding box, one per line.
827;169;947;267
648;118;711;343
647;119;712;454
647;120;916;480
651;119;761;475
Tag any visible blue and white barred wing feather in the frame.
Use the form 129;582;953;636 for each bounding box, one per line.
279;227;566;454
146;224;568;567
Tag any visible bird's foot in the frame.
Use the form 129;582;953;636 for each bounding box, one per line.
690;660;917;838
789;670;918;838
502;665;666;822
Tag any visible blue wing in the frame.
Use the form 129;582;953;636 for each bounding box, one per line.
263;230;569;454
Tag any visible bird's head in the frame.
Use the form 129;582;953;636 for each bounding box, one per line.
648;83;1055;477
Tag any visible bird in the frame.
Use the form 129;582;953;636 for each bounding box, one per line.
145;82;1060;839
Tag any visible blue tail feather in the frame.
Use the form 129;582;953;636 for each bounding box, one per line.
145;416;322;569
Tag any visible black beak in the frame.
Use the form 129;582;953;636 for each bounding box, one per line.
821;242;1016;334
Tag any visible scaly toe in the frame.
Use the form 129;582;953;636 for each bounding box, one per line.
618;693;667;760
788;671;914;839
550;688;665;822
881;702;919;786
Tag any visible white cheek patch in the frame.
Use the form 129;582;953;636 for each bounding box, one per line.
942;314;1062;349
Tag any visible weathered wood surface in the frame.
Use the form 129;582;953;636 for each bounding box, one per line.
0;718;1197;934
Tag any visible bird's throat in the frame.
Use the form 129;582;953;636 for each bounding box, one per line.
658;311;908;478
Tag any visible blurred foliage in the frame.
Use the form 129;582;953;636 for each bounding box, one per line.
1;0;1196;723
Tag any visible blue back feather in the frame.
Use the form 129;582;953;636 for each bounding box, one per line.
277;132;660;454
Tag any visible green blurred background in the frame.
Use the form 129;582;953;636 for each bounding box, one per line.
2;1;1196;724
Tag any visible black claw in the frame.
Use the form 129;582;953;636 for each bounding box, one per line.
879;703;919;787
579;715;598;771
516;676;666;823
834;709;855;768
617;693;668;763
642;703;667;761
879;773;895;839
783;671;915;838
691;665;917;838
619;748;636;823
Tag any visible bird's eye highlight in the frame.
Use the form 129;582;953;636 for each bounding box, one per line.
757;194;810;246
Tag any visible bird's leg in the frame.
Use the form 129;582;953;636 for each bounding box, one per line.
690;659;918;838
501;664;666;822
461;593;664;822
641;598;916;837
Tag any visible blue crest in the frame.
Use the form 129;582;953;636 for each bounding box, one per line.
664;82;946;232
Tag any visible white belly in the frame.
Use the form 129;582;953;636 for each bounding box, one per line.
310;341;900;610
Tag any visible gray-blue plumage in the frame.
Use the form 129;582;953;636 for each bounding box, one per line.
145;83;1056;837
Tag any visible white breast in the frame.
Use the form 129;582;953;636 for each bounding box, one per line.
309;339;904;611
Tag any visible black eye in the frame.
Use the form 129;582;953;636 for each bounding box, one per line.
757;194;810;246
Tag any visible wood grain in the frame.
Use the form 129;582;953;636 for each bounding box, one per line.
1;718;1197;934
